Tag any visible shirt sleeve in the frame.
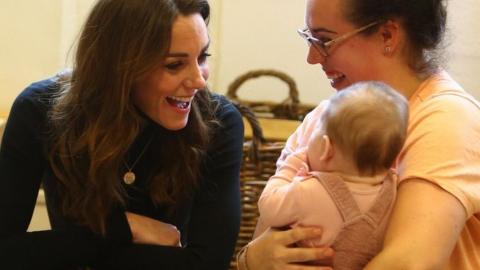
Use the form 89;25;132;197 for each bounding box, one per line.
260;148;309;200
258;177;309;229
275;101;328;172
264;101;327;197
399;93;480;217
96;97;244;270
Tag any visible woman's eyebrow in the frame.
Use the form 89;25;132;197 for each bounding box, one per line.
166;41;211;58
201;40;210;53
166;52;189;57
311;27;337;34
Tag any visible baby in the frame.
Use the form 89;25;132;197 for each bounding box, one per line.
255;81;409;269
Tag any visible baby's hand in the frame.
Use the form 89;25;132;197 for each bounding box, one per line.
297;166;309;176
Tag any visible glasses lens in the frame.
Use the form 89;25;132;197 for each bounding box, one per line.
298;29;327;56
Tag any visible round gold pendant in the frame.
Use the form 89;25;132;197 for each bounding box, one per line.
123;171;136;185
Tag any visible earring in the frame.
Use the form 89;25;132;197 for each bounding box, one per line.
384;46;392;54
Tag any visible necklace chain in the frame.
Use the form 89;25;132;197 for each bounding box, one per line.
123;134;154;185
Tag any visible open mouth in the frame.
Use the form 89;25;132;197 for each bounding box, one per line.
327;73;346;86
166;96;193;110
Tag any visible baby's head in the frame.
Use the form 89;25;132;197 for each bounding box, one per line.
307;81;408;176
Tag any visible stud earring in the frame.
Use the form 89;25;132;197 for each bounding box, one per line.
384;46;392;54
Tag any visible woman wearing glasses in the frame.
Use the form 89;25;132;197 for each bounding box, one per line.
238;0;480;269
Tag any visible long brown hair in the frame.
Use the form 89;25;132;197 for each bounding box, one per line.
48;0;214;233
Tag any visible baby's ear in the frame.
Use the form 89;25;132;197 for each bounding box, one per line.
319;135;334;161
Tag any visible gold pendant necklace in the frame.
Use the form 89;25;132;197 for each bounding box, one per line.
123;135;154;185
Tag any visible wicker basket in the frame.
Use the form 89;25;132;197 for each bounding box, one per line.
226;69;315;121
229;103;285;270
227;70;314;269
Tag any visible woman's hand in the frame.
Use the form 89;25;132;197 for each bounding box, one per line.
126;212;181;247
246;227;334;270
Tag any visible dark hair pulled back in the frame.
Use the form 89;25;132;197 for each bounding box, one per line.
345;0;448;74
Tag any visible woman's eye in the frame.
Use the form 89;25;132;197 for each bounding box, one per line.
198;53;211;64
164;61;183;70
319;37;332;43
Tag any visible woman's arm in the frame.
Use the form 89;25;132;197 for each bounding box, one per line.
126;212;181;247
365;179;466;270
0;81;117;269
366;93;480;269
0;89;44;238
0;80;138;269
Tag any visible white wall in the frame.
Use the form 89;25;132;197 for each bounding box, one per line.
446;1;480;96
1;0;479;117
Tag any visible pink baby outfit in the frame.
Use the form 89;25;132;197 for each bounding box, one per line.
257;170;396;270
318;171;395;270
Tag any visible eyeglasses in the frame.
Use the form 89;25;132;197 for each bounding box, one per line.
297;21;379;57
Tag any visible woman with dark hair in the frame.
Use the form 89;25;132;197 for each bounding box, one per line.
0;0;243;269
238;0;480;269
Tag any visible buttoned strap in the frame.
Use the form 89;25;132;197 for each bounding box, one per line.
312;172;361;222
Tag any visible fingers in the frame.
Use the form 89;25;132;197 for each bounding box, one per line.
281;246;334;264
278;227;323;246
247;227;334;270
273;227;334;266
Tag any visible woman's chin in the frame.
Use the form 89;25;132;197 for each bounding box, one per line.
152;115;189;131
160;120;188;131
331;77;351;91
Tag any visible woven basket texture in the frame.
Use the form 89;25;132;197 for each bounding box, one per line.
227;70;315;269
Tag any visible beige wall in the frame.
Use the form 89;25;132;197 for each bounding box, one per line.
1;0;480;117
0;0;95;117
1;0;60;116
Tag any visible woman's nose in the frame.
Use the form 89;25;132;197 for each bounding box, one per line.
185;65;208;90
307;46;326;65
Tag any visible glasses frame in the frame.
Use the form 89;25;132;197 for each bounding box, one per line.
297;21;379;57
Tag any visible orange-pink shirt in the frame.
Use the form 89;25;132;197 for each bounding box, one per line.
400;71;480;270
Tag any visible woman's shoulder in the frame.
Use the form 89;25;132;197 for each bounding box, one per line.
412;71;479;112
210;93;242;125
207;93;244;148
10;76;61;122
412;88;480;124
14;76;60;111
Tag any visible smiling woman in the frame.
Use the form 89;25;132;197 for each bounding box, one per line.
133;14;211;131
240;0;480;269
0;0;243;269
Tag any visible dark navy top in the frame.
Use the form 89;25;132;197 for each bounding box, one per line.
0;77;243;269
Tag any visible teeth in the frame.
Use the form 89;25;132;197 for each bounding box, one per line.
327;73;344;80
168;96;193;102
